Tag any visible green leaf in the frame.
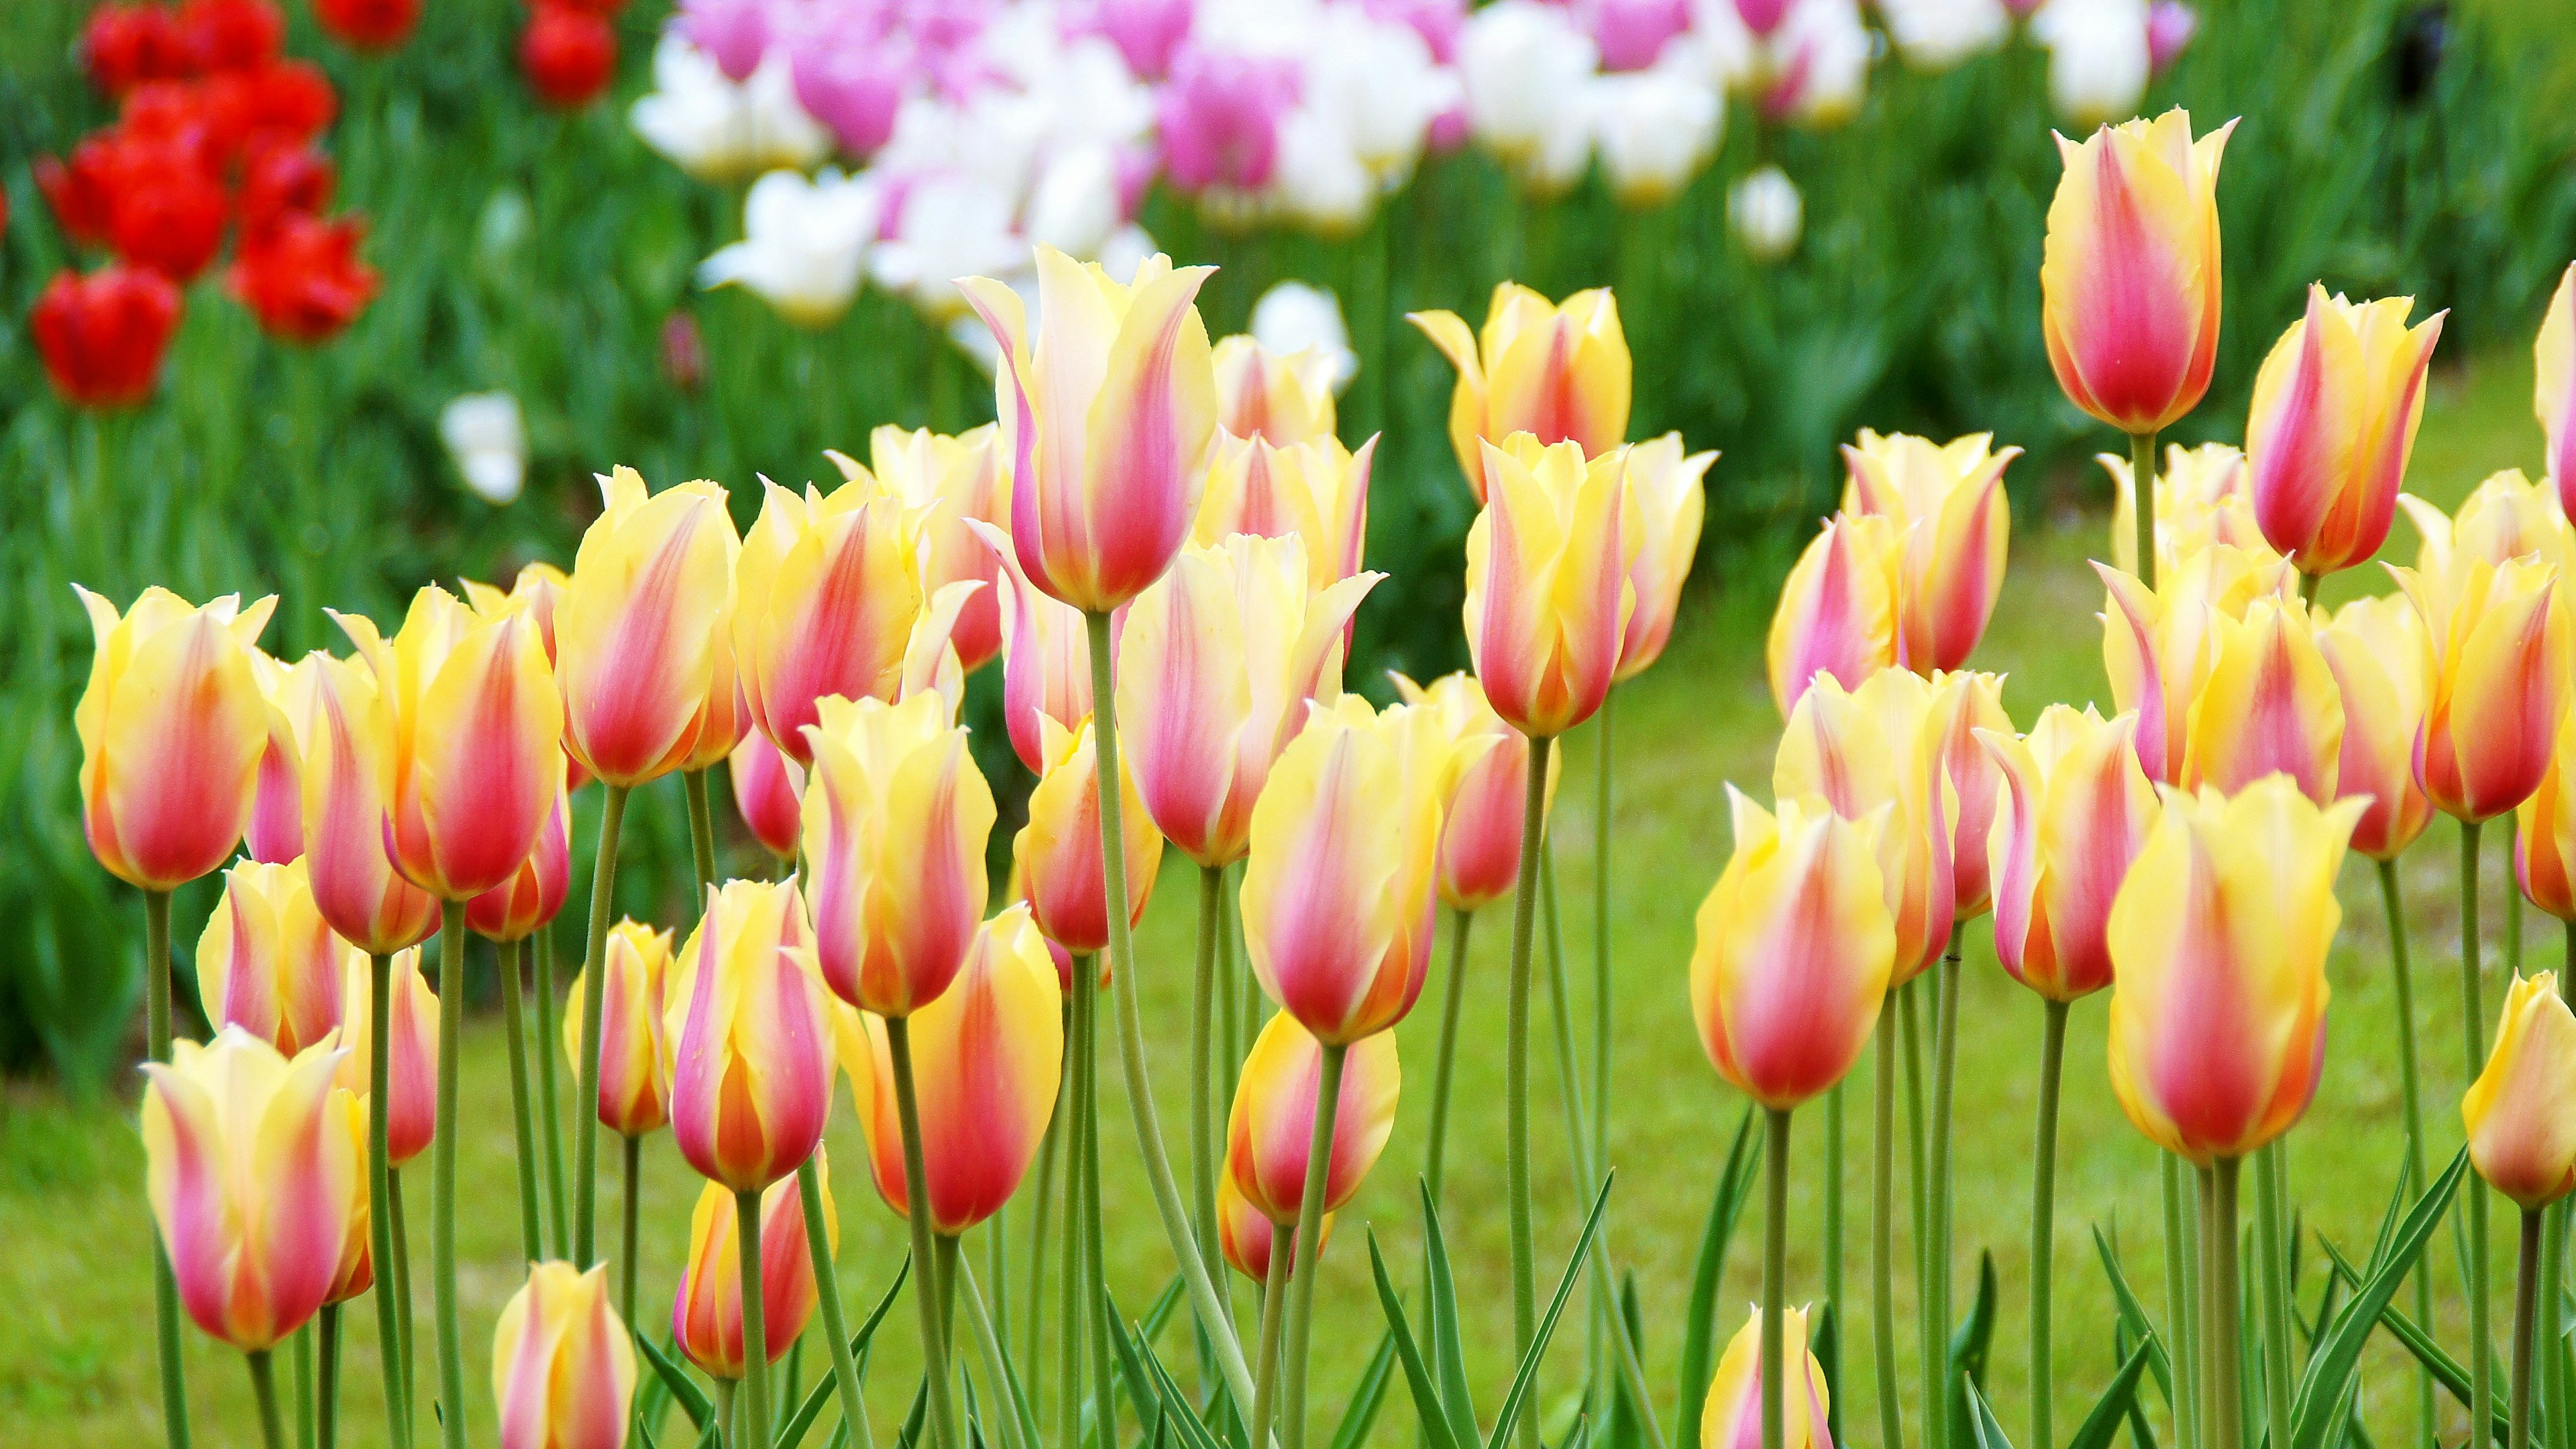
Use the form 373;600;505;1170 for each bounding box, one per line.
1812;1299;1840;1449
633;1328;714;1431
894;1377;930;1449
1947;1250;2000;1449
2316;1237;2508;1446
2288;1148;2470;1449
1608;1274;1648;1449
1142;1339;1233;1449
2067;1337;2157;1449
2092;1226;2175;1407
1140;1274;1188;1346
1105;1287;1164;1447
774;1254;910;1449
1366;1228;1466;1449
1964;1376;2018;1449
1678;1108;1762;1449
1417;1179;1483;1442
1328;1328;1401;1449
1489;1174;1616;1449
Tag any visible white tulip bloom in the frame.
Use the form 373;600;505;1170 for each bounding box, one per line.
1764;0;1871;126
1299;7;1461;184
438;393;529;506
1878;0;2010;70
1461;1;1601;166
869;172;1024;319
1593;65;1723;207
698;168;881;327
1250;281;1358;394
1729;163;1803;260
629;33;830;184
2032;0;2149;127
1024;142;1124;260
1272;110;1377;234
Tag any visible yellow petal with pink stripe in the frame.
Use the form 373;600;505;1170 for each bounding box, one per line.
1774;670;1959;983
1218;1171;1330;1285
492;1260;636;1449
2398;553;2573;823
665;879;835;1192
336;945;439;1166
970;517;1097;773
1766;514;1900;720
2318;594;2435;861
2095;545;2296;785
299;653;440;955
2399;470;2575;582
2518;714;2576;922
1979;707;2158;1002
566;920;674;1138
1407;284;1631;503
734;476;926;765
1389;671;1548;913
841;423;1012;674
1927;671;2012;920
195;858;348;1057
322;1087;372;1305
2465;972;2576;1210
1212;333;1340;446
1463;435;1641;740
2246;288;2445;576
1839;429;2017;674
470;766;572;942
1194;431;1377;594
246;648;324;865
729;729;806;864
1224;1010;1400;1224
2537;264;2575;515
670;1157;837;1379
2180;597;2345;805
2105;442;2274;578
1015;715;1164;957
1615;433;1715;683
1697;1305;1833;1449
556;466;741;787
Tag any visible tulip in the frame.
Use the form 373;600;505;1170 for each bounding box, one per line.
2398;469;2573;581
228;214;379;344
2398;553;2572;824
195;858;348;1057
442;394;531;506
974;520;1098;773
1838;429;2018;673
958;246;1220;614
1193;433;1377;593
733;474;928;765
1927;670;2014;918
2536;263;2574;515
468;771;572;942
2316;594;2436;861
2178;597;2345;805
72;584;276;892
1766;513;1901;720
2522;714;2576;924
335;945;437;1166
665;879;835;1193
491;1261;636;1449
843;905;1063;1234
564;920;674;1138
1772;669;1959;983
299;653;442;957
728;729;806;864
671;1161;837;1379
1224;1010;1401;1224
322;1086;374;1306
245;649;323;865
1218;1172;1327;1285
835;423;1011;673
1213;333;1342;445
1463;435;1642;740
2096;544;2298;784
2105;441;2274;579
1729;166;1804;262
799;692;998;1018
521;3;616;109
555;466;741;788
1697;1306;1835;1449
31;264;183;409
2245;287;2446;577
143;1027;356;1350
1602;433;1716;684
1980;706;2158;1002
2465;973;2576;1211
1407;284;1631;502
1390;672;1548;912
1016;716;1165;957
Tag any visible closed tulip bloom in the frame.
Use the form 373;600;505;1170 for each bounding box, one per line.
1692;790;1895;1110
1464;435;1642;739
844;905;1063;1234
565;920;674;1137
492;1260;637;1449
2246;287;2445;576
2398;553;2573;822
555;466;741;787
800;692;997;1017
2534;264;2573;513
2106;442;2275;578
2398;470;2573;580
1979;706;2158;1002
728;729;806;863
335;586;565;900
1193;431;1377;592
2096;544;2298;784
2041;111;2234;435
1407;284;1632;502
1225;1010;1401;1222
1390;671;1551;912
1767;513;1902;719
671;1159;837;1379
1218;1172;1330;1283
470;770;573;941
665;879;835;1191
1774;669;1959;981
195;858;347;1057
72;584;277;890
1119;534;1383;867
833;423;1011;673
1616;432;1716;682
466;564;592;791
958;247;1221;614
973;519;1097;773
322;1087;374;1305
734;476;927;766
2518;716;2576;921
2180;596;2345;805
1015;716;1164;955
142;1027;356;1350
245;649;324;865
2318;594;2436;861
1839;430;2018;674
2463;972;2576;1209
301;654;441;955
2105;777;2363;1163
1927;670;2012;918
337;945;439;1166
1697;1305;1835;1449
1212;333;1341;445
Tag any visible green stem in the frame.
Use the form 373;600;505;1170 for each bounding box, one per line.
2162;1152;2198;1449
2547;1195;2570;1449
574;784;631;1265
1872;1020;1907;1449
249;1350;288;1449
737;1187;773;1449
499;938;544;1266
2509;818;2526;981
989;1203;1011;1384
1591;691;1617;1421
2517;1209;2545;1449
621;1135;642;1331
2130;430;2160;591
1253;1225;1295;1445
2469;818;2496;1449
1081;609;1258;1413
1026;1000;1069;1394
953;1248;1029;1449
1061;974;1091;1449
1193;863;1228;1397
1902;981;1937;1449
1505;732;1555;1449
2381;857;2436;1449
534;928;570;1257
2031;1000;2068;1449
2253;1144;2293;1449
1283;1044;1348;1449
712;1378;737;1449
1220;879;1244;1145
888;1018;962;1449
1763;1108;1792;1449
1825;1081;1845;1325
391;1168;417;1434
2203;1162;2243;1449
934;1233;963;1372
1426;908;1474;1205
317;1305;340;1449
146;890;195;1449
292;1322;316;1449
686;767;719;891
798;1154;868;1449
1929;926;1964;1449
430;904;470;1449
1083;976;1117;1449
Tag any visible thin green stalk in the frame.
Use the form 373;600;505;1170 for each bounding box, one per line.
621;1135;642;1330
2380;857;2436;1449
1193;863;1228;1398
1083;978;1117;1449
1283;1044;1349;1449
1220;880;1245;1146
686;767;719;890
1763;1109;1792;1449
391;1169;417;1431
1505;732;1556;1449
250;1350;289;1449
573;785;632;1265
1591;691;1617;1423
317;1305;341;1449
534;928;570;1256
712;1378;737;1449
2203;1162;2243;1449
988;1205;1011;1379
2546;1196;2570;1449
934;1234;963;1368
737;1187;773;1449
2469;818;2495;1449
888;1018;963;1449
1929;926;1965;1449
1253;1225;1295;1445
1426;908;1474;1204
499;938;544;1266
2509;818;2526;980
2031;1000;2068;1449
1872;1023;1906;1449
1060;974;1091;1449
146;889;195;1449
2130;431;2160;591
1081;610;1258;1413
2252;1144;2292;1449
1026;1000;1070;1391
2516;1209;2546;1449
1825;1082;1845;1322
1902;981;1937;1449
293;1323;316;1449
955;1250;1030;1449
798;1155;868;1449
2161;1153;2198;1449
429;903;470;1449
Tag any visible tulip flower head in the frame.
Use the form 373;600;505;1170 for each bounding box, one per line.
672;1160;837;1379
2041;110;2234;436
2463;972;2576;1210
1390;671;1550;912
833;423;1012;673
2245;287;2445;577
665;879;836;1191
1980;706;2159;1002
1407;284;1632;503
1774;669;1960;981
2180;596;2345;806
2519;714;2576;922
973;518;1098;773
1767;512;1902;720
492;1261;637;1449
1925;670;2012;918
2106;777;2363;1163
1837;429;2017;674
1225;1010;1401;1223
1016;715;1165;955
2105;442;2274;579
1463;435;1642;739
1193;432;1377;593
557;467;742;788
336;945;439;1166
2398;552;2573;823
843;905;1063;1235
1698;1305;1835;1449
142;1028;356;1350
729;729;807;864
1615;432;1716;682
1212;333;1342;445
300;653;442;955
246;649;324;865
2536;263;2575;515
2398;470;2573;581
1690;790;1896;1110
322;1087;373;1305
469;769;573;941
2096;543;2297;784
566;920;675;1138
31;264;183;409
2317;594;2436;861
733;473;928;765
1118;533;1383;867
958;247;1221;614
195;858;347;1057
72;584;276;890
1218;1171;1327;1284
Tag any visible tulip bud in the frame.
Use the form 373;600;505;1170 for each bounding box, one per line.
2520;716;2576;922
2180;597;2345;806
973;519;1098;773
959;247;1220;614
464;564;594;792
1690;790;1896;1110
469;769;573;942
672;1158;837;1379
665;880;835;1191
246;649;324;865
72;585;277;890
1194;432;1377;593
2106;777;2363;1163
800;693;998;1017
336;945;439;1167
143;1028;356;1350
843;906;1063;1235
729;729;807;864
195;858;348;1057
1016;716;1165;956
1614;433;1715;682
1219;1171;1329;1284
566;920;674;1138
2397;553;2573;822
1464;436;1643;739
733;475;927;766
1767;513;1901;720
1119;535;1382;867
2397;470;2573;582
1839;429;2018;674
554;467;741;787
1390;672;1550;912
1774;669;1959;982
301;654;441;956
2535;263;2574;517
334;586;566;900
1927;671;2012;918
1980;706;2158;1002
2463;973;2576;1210
2318;594;2436;861
2096;545;2298;784
2245;287;2445;577
492;1260;636;1449
838;423;1011;673
1407;284;1631;504
1225;1010;1401;1225
323;1087;374;1305
1697;1305;1835;1449
2105;442;2273;579
1212;334;1342;446
2041;110;2232;436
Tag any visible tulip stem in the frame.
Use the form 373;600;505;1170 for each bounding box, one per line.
621;1135;642;1330
429;902;470;1449
573;783;633;1268
2508;819;2526;981
686;767;719;891
2252;1144;2294;1449
988;1205;1010;1380
317;1305;340;1449
2031;999;2068;1449
1825;1079;1845;1323
1426;907;1474;1207
1281;1042;1348;1449
798;1155;867;1449
1061;972;1091;1449
2129;431;2160;591
1872;1016;1907;1449
1902;982;1937;1449
2200;1162;2243;1449
1505;732;1554;1449
391;1169;419;1438
2161;1153;2198;1449
1193;863;1228;1399
500;937;545;1267
1929;925;1965;1449
2379;857;2438;1449
534;928;570;1256
1026;1001;1069;1394
2517;1208;2546;1449
144;888;194;1449
955;1248;1029;1449
1763;1108;1792;1449
292;1323;315;1449
248;1350;288;1449
1084;988;1119;1449
888;1018;963;1449
2468;818;2496;1449
934;1233;963;1364
1082;609;1260;1417
711;1378;737;1449
1253;1224;1295;1445
1591;690;1617;1425
737;1187;775;1449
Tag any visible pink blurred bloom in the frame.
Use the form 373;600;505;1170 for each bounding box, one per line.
1584;0;1693;71
2147;2;2196;74
1077;0;1195;79
1158;45;1299;193
680;0;769;80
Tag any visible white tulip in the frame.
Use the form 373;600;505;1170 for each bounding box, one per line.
1878;0;2010;70
1024;142;1124;260
438;393;529;507
869;172;1024;320
2032;0;2149;127
698;167;880;327
1764;0;1871;127
1299;7;1461;184
1461;1;1600;164
1729;163;1803;260
1250;281;1358;394
629;33;830;184
1272;110;1377;234
1593;66;1723;208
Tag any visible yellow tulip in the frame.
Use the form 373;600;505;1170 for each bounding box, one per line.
831;423;1012;674
1193;431;1377;592
1212;333;1341;446
2396;552;2573;822
2537;262;2574;511
299;653;441;956
564;920;674;1138
555;466;741;787
491;1261;637;1449
1224;1010;1401;1222
1926;670;2012;919
1388;670;1548;913
1015;714;1164;956
2096;543;2298;784
1407;284;1631;502
1697;1306;1834;1449
245;648;324;865
665;879;835;1191
670;1159;837;1379
2245;287;2445;576
335;945;439;1166
1979;706;2159;1002
1615;432;1715;682
2396;470;2573;581
195;857;348;1057
1774;669;1959;982
2180;597;2345;806
2463;972;2576;1210
2104;442;2275;578
972;517;1097;773
1462;435;1642;739
1838;429;2018;673
2317;594;2436;861
2524;713;2576;920
1766;513;1901;720
733;474;928;765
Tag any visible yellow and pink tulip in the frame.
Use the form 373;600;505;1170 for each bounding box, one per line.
194;858;348;1058
2245;287;2445;577
554;466;741;788
1015;715;1164;957
1193;432;1376;592
2106;442;2273;579
733;475;929;765
1224;1010;1401;1224
1767;513;1901;720
299;653;441;955
1615;433;1716;683
728;729;807;865
1838;429;2017;674
834;423;1012;674
665;879;836;1192
1773;669;1960;982
1212;333;1341;447
244;648;323;865
1407;284;1631;502
973;518;1099;773
2318;594;2436;861
468;767;573;942
2464;973;2576;1210
670;1161;837;1379
2397;552;2572;823
1697;1306;1835;1449
1389;671;1546;913
2178;596;2345;806
492;1260;637;1449
2537;262;2575;513
1462;435;1642;740
335;944;439;1166
565;920;674;1138
2096;543;2297;784
1978;706;2159;1002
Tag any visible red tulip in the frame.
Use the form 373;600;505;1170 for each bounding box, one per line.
203;62;337;157
178;0;286;72
521;3;617;109
83;5;193;96
228;213;378;343
315;0;421;50
235;144;334;243
107;138;229;282
36;138;121;247
31;265;183;409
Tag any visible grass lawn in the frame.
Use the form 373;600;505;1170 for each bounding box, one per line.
0;345;2557;1448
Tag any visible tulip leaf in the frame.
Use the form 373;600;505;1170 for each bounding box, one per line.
1144;1335;1235;1449
1489;1174;1616;1449
1327;1328;1401;1449
1678;1108;1763;1449
1366;1228;1469;1449
774;1254;910;1449
1104;1287;1165;1448
2288;1148;2469;1449
1141;1273;1187;1346
2066;1336;2157;1449
2315;1236;2510;1445
633;1327;715;1432
1947;1250;2000;1449
2092;1226;2175;1407
1417;1179;1482;1440
1561;1413;1595;1449
1964;1375;2018;1449
1609;1274;1649;1449
2112;1320;2159;1449
894;1375;930;1449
